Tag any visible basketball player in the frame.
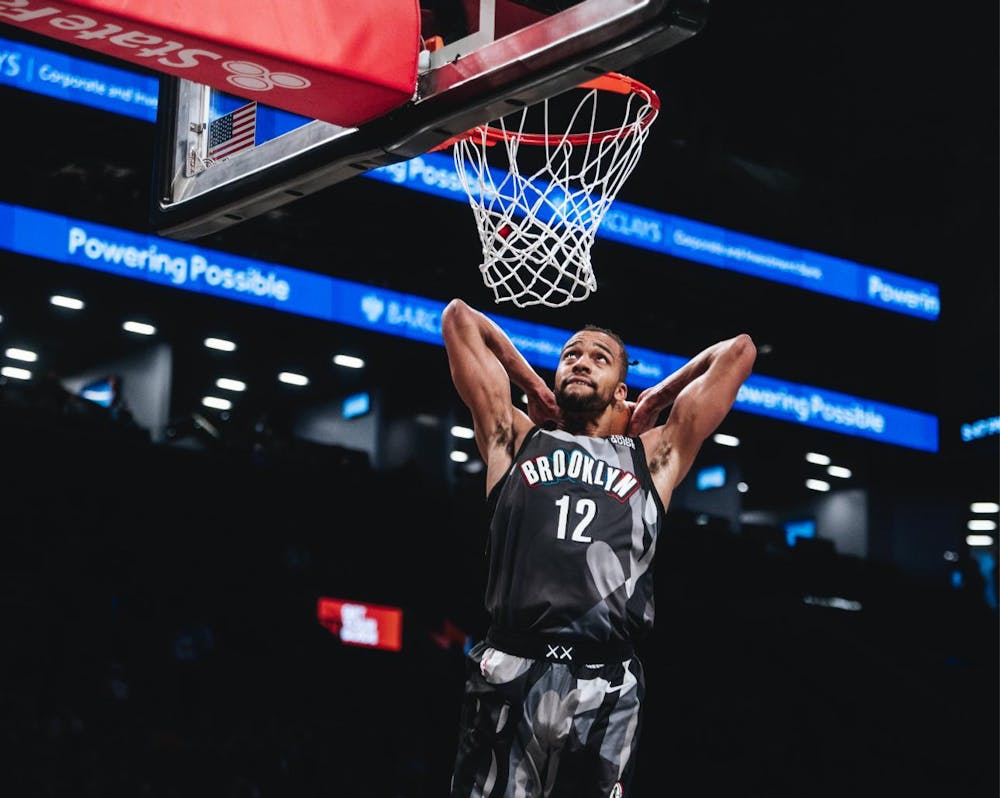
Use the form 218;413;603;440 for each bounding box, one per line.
443;298;755;798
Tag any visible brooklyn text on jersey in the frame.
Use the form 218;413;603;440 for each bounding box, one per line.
518;447;640;502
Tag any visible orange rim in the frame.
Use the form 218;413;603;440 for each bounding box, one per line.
435;72;659;151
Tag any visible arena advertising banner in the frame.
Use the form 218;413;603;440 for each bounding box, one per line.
0;34;941;321
961;415;1000;443
316;597;403;652
0;201;939;452
0;32;157;119
367;154;941;321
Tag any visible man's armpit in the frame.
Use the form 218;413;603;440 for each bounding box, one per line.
647;435;674;477
491;416;514;458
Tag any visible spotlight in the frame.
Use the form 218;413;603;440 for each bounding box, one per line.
202;396;232;411
50;295;84;310
1;366;31;380
333;354;365;369
5;347;37;363
278;372;309;386
123;320;156;336
967;519;997;532
204;337;236;352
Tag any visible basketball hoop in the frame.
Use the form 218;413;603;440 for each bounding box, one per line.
448;73;660;308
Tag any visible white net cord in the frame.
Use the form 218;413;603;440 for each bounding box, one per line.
453;81;657;307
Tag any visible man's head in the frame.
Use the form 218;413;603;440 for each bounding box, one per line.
554;326;630;420
579;325;630;382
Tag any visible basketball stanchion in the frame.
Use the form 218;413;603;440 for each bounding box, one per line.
443;73;660;308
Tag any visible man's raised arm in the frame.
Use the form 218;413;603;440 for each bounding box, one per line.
440;299;558;468
635;334;756;496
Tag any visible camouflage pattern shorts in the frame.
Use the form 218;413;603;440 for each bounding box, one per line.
450;640;644;798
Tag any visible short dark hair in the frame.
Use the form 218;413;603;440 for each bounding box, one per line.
579;324;630;383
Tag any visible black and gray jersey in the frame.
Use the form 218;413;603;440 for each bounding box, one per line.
485;427;665;644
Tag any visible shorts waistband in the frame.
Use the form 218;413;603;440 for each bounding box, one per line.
485;628;634;664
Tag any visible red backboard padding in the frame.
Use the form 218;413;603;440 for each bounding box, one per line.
0;0;420;125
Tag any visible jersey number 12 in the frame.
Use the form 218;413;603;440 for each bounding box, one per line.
554;495;596;543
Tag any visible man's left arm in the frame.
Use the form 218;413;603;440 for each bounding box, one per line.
638;334;756;498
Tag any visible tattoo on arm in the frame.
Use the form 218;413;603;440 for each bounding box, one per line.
495;418;514;458
647;438;673;476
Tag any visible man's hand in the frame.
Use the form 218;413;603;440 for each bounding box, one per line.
527;386;560;428
627;391;667;436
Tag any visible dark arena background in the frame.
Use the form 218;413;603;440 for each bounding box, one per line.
0;2;997;796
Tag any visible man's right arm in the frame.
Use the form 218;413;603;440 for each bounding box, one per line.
440;299;558;485
636;334;756;503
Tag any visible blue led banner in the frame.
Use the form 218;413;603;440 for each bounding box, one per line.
785;519;816;547
342;392;371;420
0;34;157;121
696;465;727;491
733;372;937;450
961;415;1000;443
0;201;938;451
367;155;941;321
1;34;942;321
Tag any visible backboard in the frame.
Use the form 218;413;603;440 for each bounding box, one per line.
151;0;708;240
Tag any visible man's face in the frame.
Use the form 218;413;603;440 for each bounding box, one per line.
554;331;624;414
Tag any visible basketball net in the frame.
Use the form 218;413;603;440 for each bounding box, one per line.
450;74;659;308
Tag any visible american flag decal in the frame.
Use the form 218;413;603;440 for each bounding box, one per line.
207;101;256;162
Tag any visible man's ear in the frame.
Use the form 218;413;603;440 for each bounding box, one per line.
614;382;628;404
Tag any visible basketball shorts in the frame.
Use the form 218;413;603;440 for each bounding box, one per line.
450;640;644;798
